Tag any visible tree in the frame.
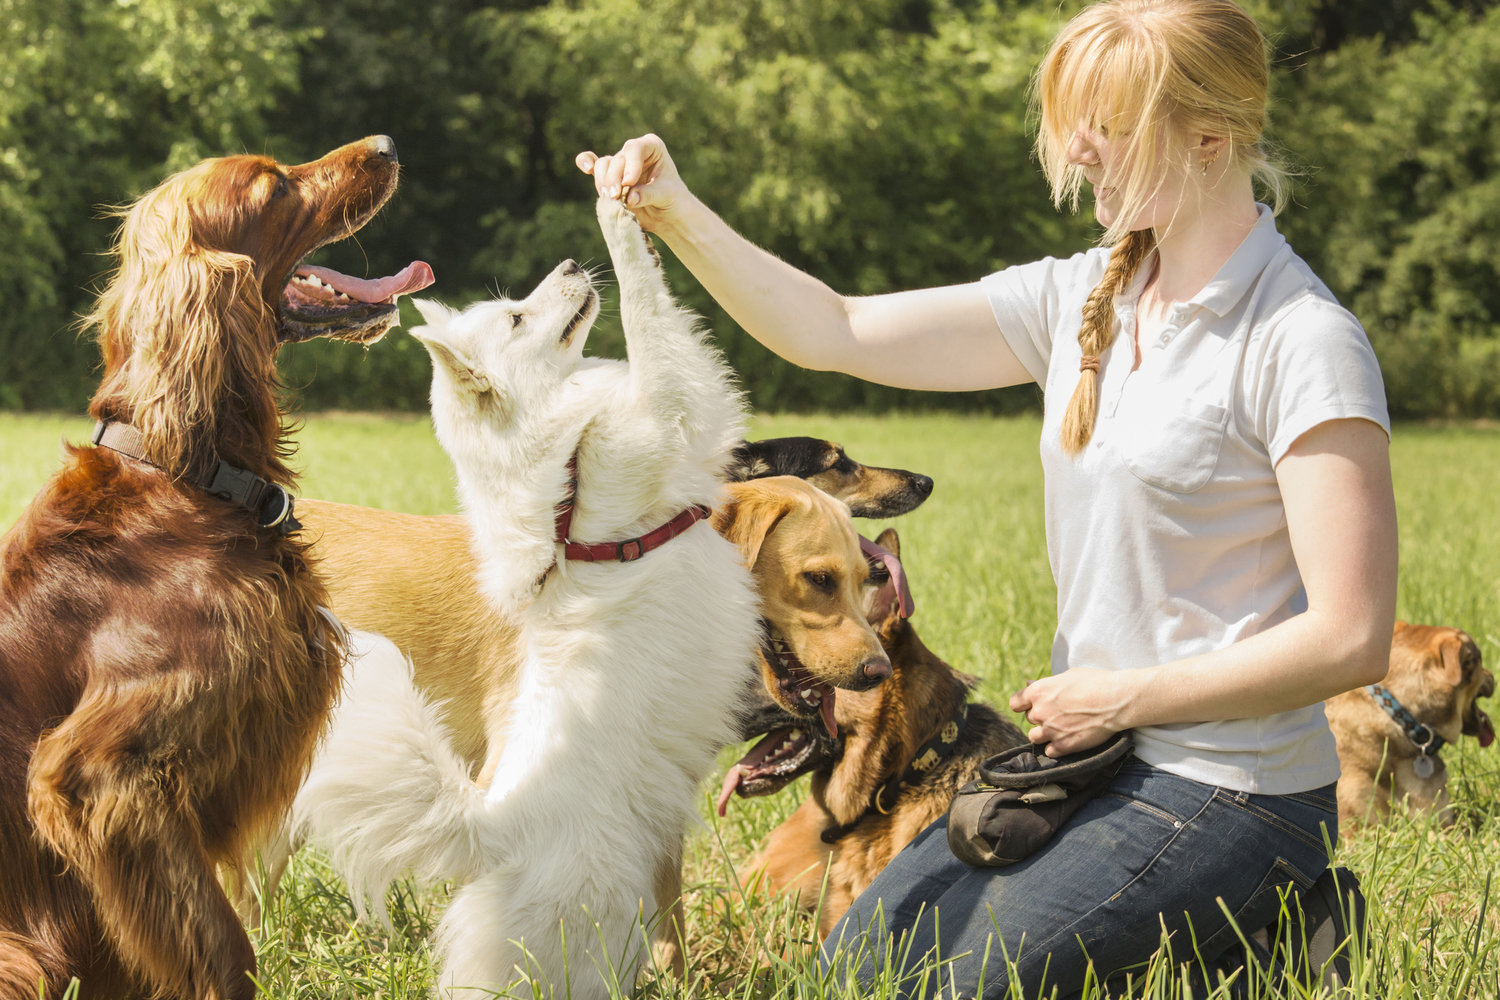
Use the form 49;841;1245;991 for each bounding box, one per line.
0;0;299;408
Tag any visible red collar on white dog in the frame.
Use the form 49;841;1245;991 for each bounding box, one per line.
551;454;709;564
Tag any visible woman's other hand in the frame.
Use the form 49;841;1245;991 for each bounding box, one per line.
1009;669;1129;756
576;133;689;234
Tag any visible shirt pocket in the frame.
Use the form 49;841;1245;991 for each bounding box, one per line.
1118;394;1229;494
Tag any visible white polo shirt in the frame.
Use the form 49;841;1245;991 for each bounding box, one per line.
982;206;1390;794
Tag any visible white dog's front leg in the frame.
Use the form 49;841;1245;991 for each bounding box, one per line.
594;196;743;447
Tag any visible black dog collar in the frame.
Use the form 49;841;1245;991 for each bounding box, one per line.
92;420;301;535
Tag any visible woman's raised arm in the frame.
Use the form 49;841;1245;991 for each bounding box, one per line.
578;134;1033;392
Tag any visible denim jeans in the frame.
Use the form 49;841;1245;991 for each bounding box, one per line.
820;756;1339;999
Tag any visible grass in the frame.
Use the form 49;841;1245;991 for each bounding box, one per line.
2;410;1499;998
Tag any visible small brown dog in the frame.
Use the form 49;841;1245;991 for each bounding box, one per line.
726;528;1027;937
1326;621;1494;827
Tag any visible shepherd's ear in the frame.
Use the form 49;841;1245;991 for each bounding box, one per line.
412;297;455;330
411;329;491;395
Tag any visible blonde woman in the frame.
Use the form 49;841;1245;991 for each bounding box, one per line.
580;0;1394;994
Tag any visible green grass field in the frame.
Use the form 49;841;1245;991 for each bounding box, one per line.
2;411;1498;998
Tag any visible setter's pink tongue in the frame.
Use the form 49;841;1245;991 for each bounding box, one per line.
297;261;434;303
1479;708;1494;748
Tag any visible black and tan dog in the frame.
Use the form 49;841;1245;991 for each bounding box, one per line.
721;528;1027;938
728;437;934;519
1325;621;1494;828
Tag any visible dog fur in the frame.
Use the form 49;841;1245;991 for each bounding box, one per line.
274;434;927;795
0;137;424;1000
1326;621;1494;827
260;475;893;973
294;198;769;999
725;437;934;518
727;528;1026;938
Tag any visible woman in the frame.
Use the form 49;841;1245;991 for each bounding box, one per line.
579;0;1395;995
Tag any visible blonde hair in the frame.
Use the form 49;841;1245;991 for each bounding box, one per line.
1032;0;1285;454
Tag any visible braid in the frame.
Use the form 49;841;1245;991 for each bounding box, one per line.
1059;229;1157;455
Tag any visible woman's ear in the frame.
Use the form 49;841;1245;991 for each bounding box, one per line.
1198;135;1229;167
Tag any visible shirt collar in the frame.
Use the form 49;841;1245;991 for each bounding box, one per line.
1186;203;1286;318
1114;204;1286;324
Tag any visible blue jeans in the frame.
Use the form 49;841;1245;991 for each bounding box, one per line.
820;757;1339;999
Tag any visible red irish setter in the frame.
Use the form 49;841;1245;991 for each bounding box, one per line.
0;137;432;999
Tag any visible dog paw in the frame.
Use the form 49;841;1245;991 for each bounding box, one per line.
596;196;660;270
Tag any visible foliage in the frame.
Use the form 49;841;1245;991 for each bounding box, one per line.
0;0;301;408
1276;2;1500;419
3;0;1499;416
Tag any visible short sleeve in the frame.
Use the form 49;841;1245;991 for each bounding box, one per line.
981;250;1104;386
1256;296;1391;465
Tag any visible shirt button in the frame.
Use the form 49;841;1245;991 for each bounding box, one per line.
1158;332;1171;345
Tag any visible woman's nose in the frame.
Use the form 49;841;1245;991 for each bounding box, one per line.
1066;129;1098;166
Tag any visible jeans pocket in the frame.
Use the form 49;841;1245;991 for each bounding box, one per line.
1285;783;1339;813
1194;856;1320;963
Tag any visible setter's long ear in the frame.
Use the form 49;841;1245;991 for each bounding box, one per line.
86;165;284;479
712;482;794;570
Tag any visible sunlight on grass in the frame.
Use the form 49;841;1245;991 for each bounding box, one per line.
2;410;1498;998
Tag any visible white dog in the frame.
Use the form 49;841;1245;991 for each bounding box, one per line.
292;198;761;998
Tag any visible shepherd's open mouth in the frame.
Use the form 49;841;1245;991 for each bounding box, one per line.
715;723;833;816
763;625;838;739
279;260;435;344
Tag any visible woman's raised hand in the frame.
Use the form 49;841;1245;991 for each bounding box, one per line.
575;133;689;234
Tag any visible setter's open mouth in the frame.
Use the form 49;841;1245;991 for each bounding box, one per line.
279;259;435;345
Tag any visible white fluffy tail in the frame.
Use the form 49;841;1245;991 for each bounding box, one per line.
291;629;489;919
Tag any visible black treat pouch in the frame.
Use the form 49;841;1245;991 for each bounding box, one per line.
947;730;1134;867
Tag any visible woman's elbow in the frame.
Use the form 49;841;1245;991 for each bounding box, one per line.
1338;615;1398;690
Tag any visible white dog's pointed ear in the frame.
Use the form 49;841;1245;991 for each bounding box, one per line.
412;297;455;329
412;330;492;395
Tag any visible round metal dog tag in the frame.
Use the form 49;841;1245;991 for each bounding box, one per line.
1413;754;1436;779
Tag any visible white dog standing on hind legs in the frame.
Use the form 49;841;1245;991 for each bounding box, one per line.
292;197;761;998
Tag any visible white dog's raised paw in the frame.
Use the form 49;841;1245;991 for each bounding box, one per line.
596;196;660;269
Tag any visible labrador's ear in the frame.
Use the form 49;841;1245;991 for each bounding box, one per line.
875;527;900;559
712;482;794;570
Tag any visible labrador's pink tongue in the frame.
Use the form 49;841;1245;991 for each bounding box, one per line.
821;689;838;740
716;766;744;816
1480;709;1494;749
298;261;435;303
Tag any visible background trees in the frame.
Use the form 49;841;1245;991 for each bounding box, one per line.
3;0;1496;416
